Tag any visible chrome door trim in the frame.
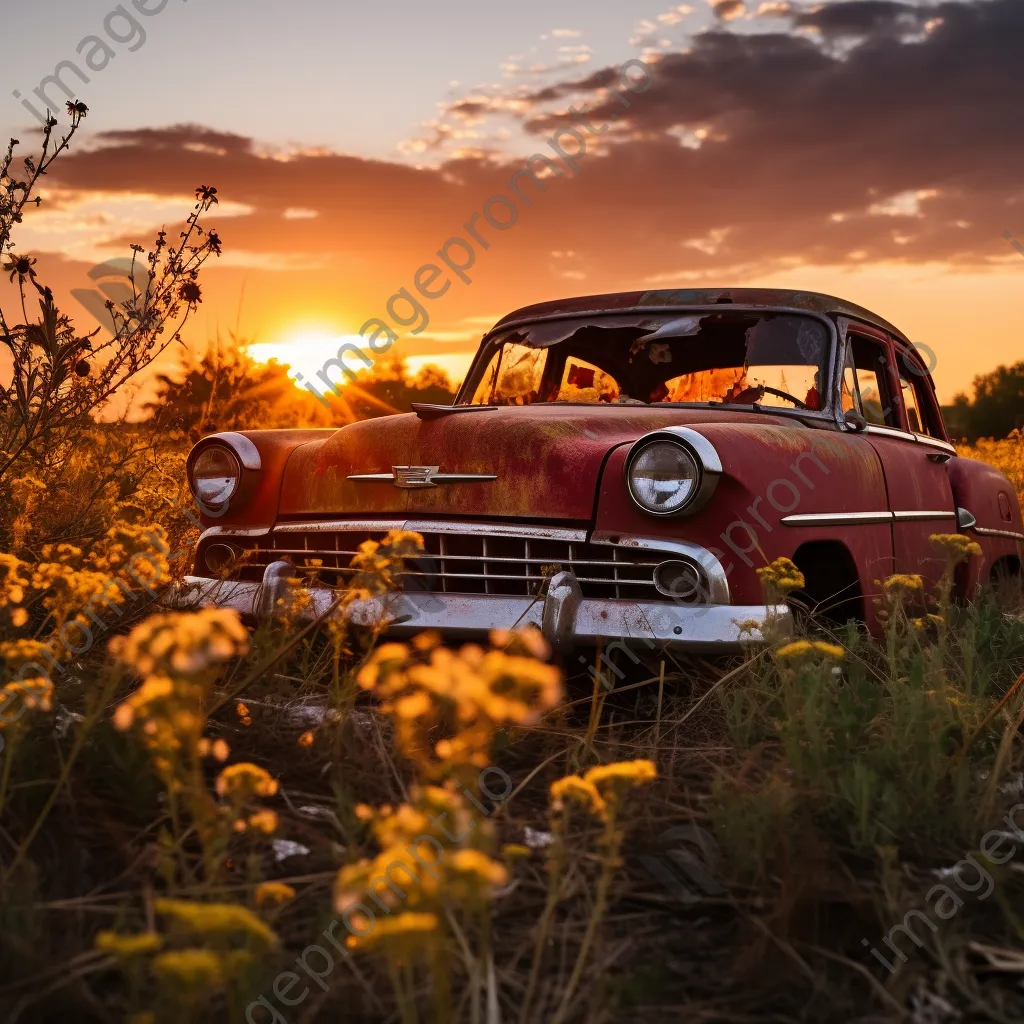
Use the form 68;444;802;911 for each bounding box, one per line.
781;511;893;527
864;424;914;441
892;510;956;522
973;525;1024;542
915;435;957;454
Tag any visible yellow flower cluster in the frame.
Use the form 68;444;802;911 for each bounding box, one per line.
357;630;562;777
757;557;805;596
95;931;163;957
112;674;202;782
0;553;30;628
151;948;224;987
348;529;425;597
550;759;658;821
216;762;279;799
929;533;983;562
774;639;846;661
216;762;280;834
1;675;54;719
254;882;295;907
8;475;47;551
31;560;130;633
110;608;249;676
958;431;1024;508
346;912;440;952
336;785;504;950
91;523;168;577
95;898;283;998
883;574;924;594
155;898;277;949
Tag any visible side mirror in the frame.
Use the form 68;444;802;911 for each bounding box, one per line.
844;409;868;433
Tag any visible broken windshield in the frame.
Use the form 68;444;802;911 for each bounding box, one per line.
461;311;833;412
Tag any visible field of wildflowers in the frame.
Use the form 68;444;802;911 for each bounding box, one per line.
2;108;1024;1023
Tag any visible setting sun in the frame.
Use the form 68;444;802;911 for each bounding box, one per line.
246;330;367;398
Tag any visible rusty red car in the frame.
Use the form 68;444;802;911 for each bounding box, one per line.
176;288;1024;652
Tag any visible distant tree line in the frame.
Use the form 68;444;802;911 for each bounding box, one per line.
942;362;1024;442
145;340;458;440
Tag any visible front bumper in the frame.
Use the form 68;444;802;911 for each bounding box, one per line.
168;564;790;654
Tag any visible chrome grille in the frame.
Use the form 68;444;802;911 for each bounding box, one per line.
199;523;706;602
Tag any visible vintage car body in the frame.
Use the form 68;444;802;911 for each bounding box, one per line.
176;289;1024;653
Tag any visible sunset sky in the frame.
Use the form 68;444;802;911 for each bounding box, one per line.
5;0;1024;406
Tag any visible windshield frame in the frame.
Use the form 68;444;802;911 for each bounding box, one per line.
456;304;842;425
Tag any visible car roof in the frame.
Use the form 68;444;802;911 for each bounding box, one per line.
488;288;910;343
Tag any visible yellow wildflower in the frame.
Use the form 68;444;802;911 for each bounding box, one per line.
254;882;295;907
95;931;163;957
448;849;509;888
1;676;54;717
298;730;314;747
883;574;924;593
930;533;983;561
109;608;249;677
584;759;658;795
775;640;845;661
247;809;279;834
550;775;607;818
154;898;277;948
151;948;222;987
345;911;438;951
757;557;805;595
216;762;278;799
489;626;550;660
0;553;30;611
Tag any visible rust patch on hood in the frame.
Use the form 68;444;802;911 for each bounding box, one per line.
279;405;793;520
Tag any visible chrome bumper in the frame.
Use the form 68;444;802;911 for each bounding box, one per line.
168;564;790;654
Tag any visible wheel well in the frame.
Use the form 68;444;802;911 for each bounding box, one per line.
991;555;1022;584
791;541;863;623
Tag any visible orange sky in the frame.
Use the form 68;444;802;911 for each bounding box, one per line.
6;0;1024;409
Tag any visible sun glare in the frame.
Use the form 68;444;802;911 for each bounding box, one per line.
246;332;474;400
245;331;363;397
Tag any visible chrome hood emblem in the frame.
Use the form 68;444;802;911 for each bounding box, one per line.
348;466;497;489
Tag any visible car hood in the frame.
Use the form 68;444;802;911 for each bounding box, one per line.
278;404;795;521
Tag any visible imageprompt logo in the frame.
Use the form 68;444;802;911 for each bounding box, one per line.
637;824;725;903
71;258;139;337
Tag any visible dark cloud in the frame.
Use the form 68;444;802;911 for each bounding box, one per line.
39;0;1024;312
793;0;934;38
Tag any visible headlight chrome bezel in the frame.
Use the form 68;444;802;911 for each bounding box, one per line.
625;427;722;518
186;432;261;514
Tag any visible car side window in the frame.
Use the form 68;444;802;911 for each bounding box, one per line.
899;369;925;433
895;349;941;438
841;349;861;415
846;334;895;427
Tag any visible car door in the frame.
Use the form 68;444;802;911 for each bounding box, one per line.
838;320;958;588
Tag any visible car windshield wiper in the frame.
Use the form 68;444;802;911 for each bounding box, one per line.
412;404;498;419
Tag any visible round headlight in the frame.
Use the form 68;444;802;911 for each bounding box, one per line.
191;445;241;508
628;441;701;516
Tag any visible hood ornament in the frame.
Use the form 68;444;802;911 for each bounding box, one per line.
348;466;497;489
